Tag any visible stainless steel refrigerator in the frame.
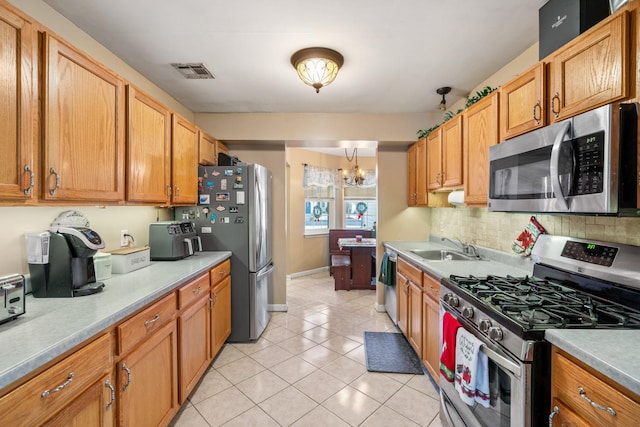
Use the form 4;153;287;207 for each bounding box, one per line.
175;163;273;342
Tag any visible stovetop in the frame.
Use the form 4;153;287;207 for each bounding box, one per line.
447;274;640;330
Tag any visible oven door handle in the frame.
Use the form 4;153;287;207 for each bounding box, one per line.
481;344;521;378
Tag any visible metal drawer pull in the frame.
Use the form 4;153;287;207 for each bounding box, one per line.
49;167;60;195
121;363;132;391
41;372;74;398
105;380;115;409
578;386;616;416
551;92;560;118
144;313;160;327
548;405;559;426
192;286;201;295
533;100;541;125
23;164;35;195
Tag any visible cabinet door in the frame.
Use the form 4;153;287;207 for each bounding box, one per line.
171;114;198;205
118;320;179;427
464;92;499;205
178;293;211;404
422;292;440;385
500;62;545;140
415;137;428;205
41;33;124;202
549;399;591;427
441;115;463;189
549;12;629;122
407;143;417;206
42;374;115;427
198;128;218;166
211;275;231;357
396;270;409;336
427;128;442;191
408;280;423;356
0;5;36;201
125;85;171;204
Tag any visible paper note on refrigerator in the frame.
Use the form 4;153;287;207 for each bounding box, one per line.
237;191;245;204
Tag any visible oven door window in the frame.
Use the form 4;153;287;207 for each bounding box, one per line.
442;349;518;427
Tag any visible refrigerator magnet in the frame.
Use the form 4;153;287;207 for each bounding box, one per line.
220;179;227;190
233;183;244;189
202;207;210;218
236;191;245;204
198;177;203;192
212;170;220;176
220;217;230;223
224;170;233;176
216;192;230;201
216;204;226;212
229;206;238;213
210;214;217;223
236;167;243;174
199;194;211;204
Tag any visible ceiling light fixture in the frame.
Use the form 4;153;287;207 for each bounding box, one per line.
340;148;365;186
436;86;451;111
291;47;344;93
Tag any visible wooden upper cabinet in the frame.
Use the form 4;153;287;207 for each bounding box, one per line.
548;11;629;122
464;92;499;206
125;85;171;204
0;5;35;202
499;62;545;140
426;128;442;191
406;143;417;206
415;137;428;205
441;115;463;189
41;33;125;202
198;128;218;166
171;114;198;205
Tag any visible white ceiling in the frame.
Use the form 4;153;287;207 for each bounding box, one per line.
42;0;547;117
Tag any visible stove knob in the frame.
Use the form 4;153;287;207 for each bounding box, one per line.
443;293;459;307
488;327;503;341
479;319;492;332
462;307;474;319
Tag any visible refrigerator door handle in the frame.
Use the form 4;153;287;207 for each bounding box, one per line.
255;172;264;265
256;263;275;281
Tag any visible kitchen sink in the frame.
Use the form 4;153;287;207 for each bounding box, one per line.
410;249;476;261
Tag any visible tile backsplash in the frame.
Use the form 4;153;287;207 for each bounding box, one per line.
431;207;640;253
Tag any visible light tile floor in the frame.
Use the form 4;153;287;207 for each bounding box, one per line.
170;272;443;427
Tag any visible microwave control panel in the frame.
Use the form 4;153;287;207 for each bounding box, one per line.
572;130;604;195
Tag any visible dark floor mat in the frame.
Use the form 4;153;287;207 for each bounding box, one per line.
363;332;424;375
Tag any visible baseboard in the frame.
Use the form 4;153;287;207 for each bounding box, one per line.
268;304;288;312
286;266;329;279
375;304;386;313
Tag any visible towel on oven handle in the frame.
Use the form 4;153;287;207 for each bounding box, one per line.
454;328;488;407
439;312;461;382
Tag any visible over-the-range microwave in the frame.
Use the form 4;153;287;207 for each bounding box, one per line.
488;102;638;215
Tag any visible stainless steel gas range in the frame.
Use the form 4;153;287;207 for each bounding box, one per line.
439;235;640;427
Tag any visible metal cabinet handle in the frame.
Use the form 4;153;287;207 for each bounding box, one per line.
548;405;559;426
174;185;180;198
212;291;218;307
41;372;74;398
578;386;616;416
144;313;160;327
551;92;560;118
105;379;115;410
49;167;60;195
23;165;35;195
121;363;132;391
192;286;202;295
533;100;541;125
167;184;172;198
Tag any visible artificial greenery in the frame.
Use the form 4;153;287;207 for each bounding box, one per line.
416;86;496;138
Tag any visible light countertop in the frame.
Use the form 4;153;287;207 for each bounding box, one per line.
0;251;231;391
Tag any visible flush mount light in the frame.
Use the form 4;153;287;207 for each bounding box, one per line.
436;86;451;111
291;47;344;93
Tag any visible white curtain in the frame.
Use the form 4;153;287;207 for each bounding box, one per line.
303;164;340;198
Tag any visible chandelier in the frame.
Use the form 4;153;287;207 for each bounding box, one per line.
290;47;344;93
340;148;365;186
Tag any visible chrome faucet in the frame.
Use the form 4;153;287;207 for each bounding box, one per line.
441;237;481;258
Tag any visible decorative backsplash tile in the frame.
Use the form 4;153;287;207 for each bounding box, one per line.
431;208;640;253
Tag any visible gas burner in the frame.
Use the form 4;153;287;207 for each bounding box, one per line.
519;309;552;325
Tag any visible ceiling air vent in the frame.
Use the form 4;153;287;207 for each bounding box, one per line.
171;63;215;79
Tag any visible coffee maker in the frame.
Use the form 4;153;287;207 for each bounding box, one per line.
27;211;106;297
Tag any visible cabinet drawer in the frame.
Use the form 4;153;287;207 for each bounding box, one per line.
0;333;113;427
422;272;440;301
552;349;640;427
397;257;422;287
210;259;230;286
118;292;177;355
178;272;210;309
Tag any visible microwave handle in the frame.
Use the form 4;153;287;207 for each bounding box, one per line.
549;121;571;211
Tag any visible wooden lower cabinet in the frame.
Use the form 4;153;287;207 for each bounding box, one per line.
211;275;232;356
551;346;640;427
408;280;423;355
396;270;409;336
117;320;179;427
0;333;114;426
422;273;440;385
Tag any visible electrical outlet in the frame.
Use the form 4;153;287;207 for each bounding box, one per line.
120;229;129;247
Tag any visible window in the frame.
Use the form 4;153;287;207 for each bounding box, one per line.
303;165;339;236
345;200;377;230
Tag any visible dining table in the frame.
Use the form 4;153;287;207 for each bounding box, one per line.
337;237;376;289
